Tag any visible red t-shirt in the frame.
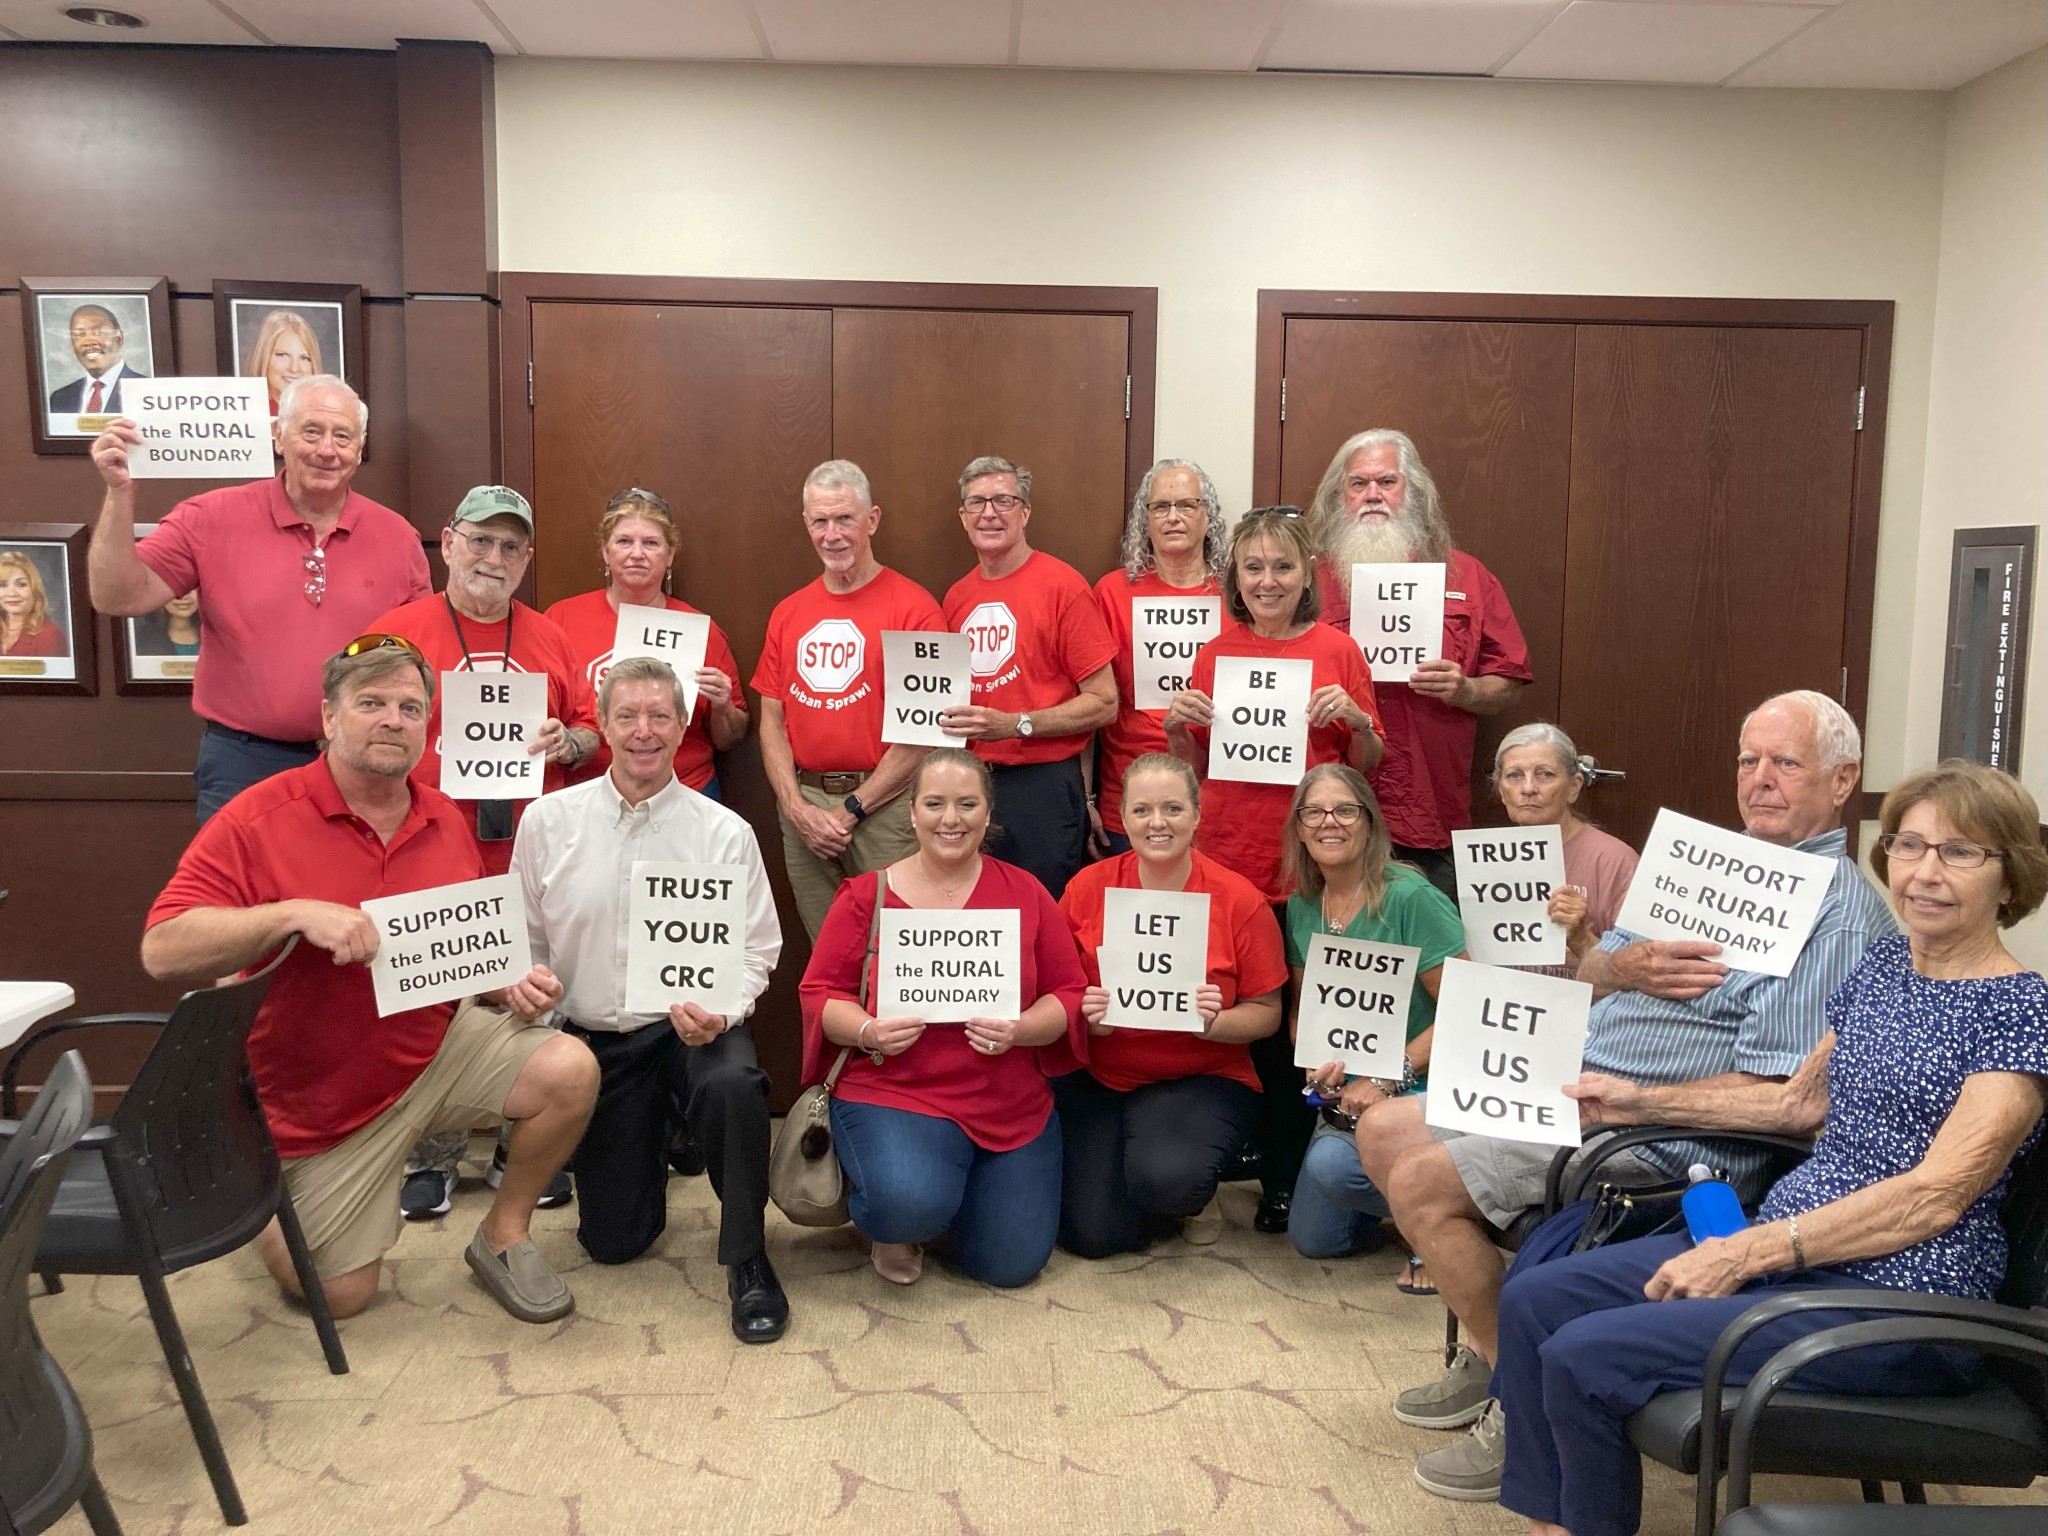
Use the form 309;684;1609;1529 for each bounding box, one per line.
144;758;485;1159
797;860;1089;1152
752;568;944;772
1093;568;1223;834
0;621;68;658
136;474;431;741
1187;621;1382;901
542;588;744;792
1059;850;1289;1093
1320;548;1533;849
943;551;1117;767
369;594;599;875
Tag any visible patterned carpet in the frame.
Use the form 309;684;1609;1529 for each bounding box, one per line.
33;1138;2046;1535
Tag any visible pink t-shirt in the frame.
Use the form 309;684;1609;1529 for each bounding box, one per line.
136;475;431;742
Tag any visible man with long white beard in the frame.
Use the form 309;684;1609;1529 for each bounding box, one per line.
1311;429;1531;897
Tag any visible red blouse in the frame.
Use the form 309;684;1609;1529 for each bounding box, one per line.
799;858;1090;1152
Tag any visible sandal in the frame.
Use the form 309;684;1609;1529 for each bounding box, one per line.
1395;1255;1437;1296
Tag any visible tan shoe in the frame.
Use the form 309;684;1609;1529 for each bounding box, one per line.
465;1225;573;1323
872;1241;923;1285
1183;1196;1224;1246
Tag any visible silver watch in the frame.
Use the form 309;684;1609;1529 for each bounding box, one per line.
1016;712;1034;738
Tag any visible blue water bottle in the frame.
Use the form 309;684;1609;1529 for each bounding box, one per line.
1682;1164;1748;1243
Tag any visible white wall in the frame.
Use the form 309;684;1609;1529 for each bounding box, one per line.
496;59;1949;790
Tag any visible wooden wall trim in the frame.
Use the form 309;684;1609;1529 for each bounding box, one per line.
0;772;195;802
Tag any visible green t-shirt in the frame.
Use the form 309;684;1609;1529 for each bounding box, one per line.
1286;864;1467;1050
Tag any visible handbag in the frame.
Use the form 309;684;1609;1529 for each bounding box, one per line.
1569;1168;1716;1254
768;871;886;1227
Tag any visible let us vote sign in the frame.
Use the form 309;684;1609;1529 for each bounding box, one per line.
439;672;547;799
1293;935;1418;1078
1097;887;1210;1032
127;377;270;479
1350;562;1444;682
1130;596;1221;711
1209;655;1311;785
1613;809;1834;978
363;875;531;1017
623;861;747;1018
882;631;970;748
1425;958;1591;1148
611;604;709;720
1453;826;1567;967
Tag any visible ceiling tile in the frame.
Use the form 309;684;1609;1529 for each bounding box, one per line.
753;0;1012;66
228;0;509;52
1729;0;2048;89
1262;0;1564;75
1499;1;1825;83
485;0;762;59
0;0;260;45
1017;0;1286;72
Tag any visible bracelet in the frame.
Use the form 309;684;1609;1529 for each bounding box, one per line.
856;1018;874;1049
1787;1213;1806;1269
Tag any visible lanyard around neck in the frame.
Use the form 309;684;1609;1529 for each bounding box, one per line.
443;592;513;671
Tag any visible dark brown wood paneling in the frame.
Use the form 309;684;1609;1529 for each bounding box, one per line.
1558;324;1865;845
1275;317;1576;819
401;298;494;535
395;40;497;296
831;307;1132;600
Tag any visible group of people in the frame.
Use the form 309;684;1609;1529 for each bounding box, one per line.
75;374;2048;1534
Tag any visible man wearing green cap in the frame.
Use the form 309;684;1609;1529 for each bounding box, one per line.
370;484;600;1220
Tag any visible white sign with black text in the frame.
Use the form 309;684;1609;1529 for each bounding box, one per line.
1209;655;1312;785
439;671;548;800
1293;934;1419;1078
127;377;271;479
1349;561;1445;682
1453;825;1567;967
610;604;708;720
363;875;531;1017
1425;958;1591;1148
882;630;971;748
1613;809;1834;979
1131;596;1222;711
1097;887;1210;1032
623;861;748;1018
877;909;1022;1024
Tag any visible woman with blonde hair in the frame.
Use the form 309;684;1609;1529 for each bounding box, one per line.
241;310;322;414
0;551;66;658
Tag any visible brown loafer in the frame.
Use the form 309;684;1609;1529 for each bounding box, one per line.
465;1225;574;1323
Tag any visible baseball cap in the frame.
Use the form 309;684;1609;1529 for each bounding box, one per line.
450;485;534;533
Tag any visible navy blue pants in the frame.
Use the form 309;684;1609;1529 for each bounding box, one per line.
195;723;317;823
1494;1228;1979;1536
987;758;1089;898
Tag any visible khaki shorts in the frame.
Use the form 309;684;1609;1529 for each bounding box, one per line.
1420;1093;1660;1230
283;998;554;1279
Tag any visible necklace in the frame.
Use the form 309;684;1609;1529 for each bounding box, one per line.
1322;882;1367;934
916;855;976;899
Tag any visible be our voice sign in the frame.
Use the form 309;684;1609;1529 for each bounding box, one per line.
882;631;971;748
362;875;531;1017
1453;826;1567;967
1613;809;1833;978
1425;959;1592;1148
439;671;548;799
127;377;270;479
1131;597;1221;711
1209;655;1311;785
611;604;709;719
1293;935;1418;1078
623;861;746;1018
1097;888;1210;1032
1349;562;1445;682
876;909;1021;1024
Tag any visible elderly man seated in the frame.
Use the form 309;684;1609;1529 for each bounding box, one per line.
1353;689;1896;1502
141;636;599;1323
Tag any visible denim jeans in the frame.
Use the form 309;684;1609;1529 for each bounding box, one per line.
194;724;318;824
828;1098;1062;1288
1288;1119;1390;1258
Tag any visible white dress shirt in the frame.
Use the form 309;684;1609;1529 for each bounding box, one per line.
511;771;782;1032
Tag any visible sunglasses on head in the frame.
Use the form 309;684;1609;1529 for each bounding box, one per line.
605;486;671;514
339;632;429;664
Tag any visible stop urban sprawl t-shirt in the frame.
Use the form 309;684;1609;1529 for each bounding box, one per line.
943;550;1117;767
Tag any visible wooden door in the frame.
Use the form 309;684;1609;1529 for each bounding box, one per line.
1275;318;1577;815
1558;324;1865;844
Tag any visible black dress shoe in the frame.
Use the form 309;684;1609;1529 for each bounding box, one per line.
1253;1188;1293;1234
727;1253;789;1344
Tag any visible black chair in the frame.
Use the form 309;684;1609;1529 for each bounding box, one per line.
1625;1142;2048;1536
0;939;345;1528
0;1050;122;1536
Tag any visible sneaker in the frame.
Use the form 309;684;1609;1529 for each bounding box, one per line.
400;1168;454;1221
484;1143;574;1209
1414;1400;1505;1502
1393;1343;1493;1429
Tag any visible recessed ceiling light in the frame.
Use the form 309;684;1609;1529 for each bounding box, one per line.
63;6;149;27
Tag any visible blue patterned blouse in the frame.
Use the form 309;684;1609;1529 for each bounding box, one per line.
1759;934;2048;1299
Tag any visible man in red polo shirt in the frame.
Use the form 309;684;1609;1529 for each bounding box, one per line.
1310;429;1532;899
143;637;597;1324
86;376;431;822
940;455;1118;898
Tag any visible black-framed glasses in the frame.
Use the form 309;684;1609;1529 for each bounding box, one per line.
340;632;429;665
1877;832;2005;870
963;494;1026;514
1241;504;1305;522
1146;498;1206;516
1295;802;1367;827
605;486;671;515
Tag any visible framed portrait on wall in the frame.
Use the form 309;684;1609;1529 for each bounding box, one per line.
20;276;174;456
0;524;96;695
212;279;365;422
114;523;201;695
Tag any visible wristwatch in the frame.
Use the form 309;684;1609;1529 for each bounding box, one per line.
1016;712;1035;739
842;793;868;823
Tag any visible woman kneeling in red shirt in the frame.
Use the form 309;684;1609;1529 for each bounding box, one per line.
1055;754;1289;1255
799;748;1089;1288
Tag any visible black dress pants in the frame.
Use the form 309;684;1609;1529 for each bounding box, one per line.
563;1019;771;1266
987;757;1089;898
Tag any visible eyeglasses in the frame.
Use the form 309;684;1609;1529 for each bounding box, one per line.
302;546;326;607
1296;802;1368;827
340;632;429;664
1241;505;1305;522
605;487;671;515
1146;499;1206;516
962;494;1025;514
68;326;118;341
1877;832;2005;870
453;531;531;561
